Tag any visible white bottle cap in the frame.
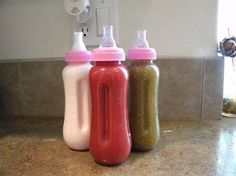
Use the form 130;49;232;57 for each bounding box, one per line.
99;25;117;48
135;30;149;48
72;32;87;51
65;32;91;62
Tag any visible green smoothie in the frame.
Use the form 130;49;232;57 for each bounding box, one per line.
128;60;160;151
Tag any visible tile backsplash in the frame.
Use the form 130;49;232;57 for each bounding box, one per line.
0;59;65;117
0;57;224;120
158;58;203;120
158;57;224;120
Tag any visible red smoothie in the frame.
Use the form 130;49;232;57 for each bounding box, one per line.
89;61;131;165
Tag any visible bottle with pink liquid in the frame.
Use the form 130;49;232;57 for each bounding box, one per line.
62;32;92;150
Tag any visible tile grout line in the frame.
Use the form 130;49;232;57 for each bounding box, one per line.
200;57;205;120
17;59;23;116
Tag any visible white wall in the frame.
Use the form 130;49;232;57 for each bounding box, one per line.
0;0;72;59
0;0;218;60
118;0;218;59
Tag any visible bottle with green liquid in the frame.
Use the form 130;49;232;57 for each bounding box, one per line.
128;30;160;151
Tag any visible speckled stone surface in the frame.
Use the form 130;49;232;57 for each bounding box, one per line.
1;117;236;176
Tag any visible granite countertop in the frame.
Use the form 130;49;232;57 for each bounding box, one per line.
1;116;236;176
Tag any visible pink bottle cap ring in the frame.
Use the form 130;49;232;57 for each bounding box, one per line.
128;48;156;60
65;50;92;62
92;47;125;61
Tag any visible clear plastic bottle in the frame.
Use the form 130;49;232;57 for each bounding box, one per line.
128;30;160;151
62;32;92;150
89;25;131;165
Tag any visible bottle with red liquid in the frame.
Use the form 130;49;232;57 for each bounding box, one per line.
89;25;131;165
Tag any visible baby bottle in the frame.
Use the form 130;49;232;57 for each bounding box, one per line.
62;32;92;150
128;30;160;151
89;25;131;165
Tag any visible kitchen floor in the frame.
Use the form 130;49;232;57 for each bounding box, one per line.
1;116;236;176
